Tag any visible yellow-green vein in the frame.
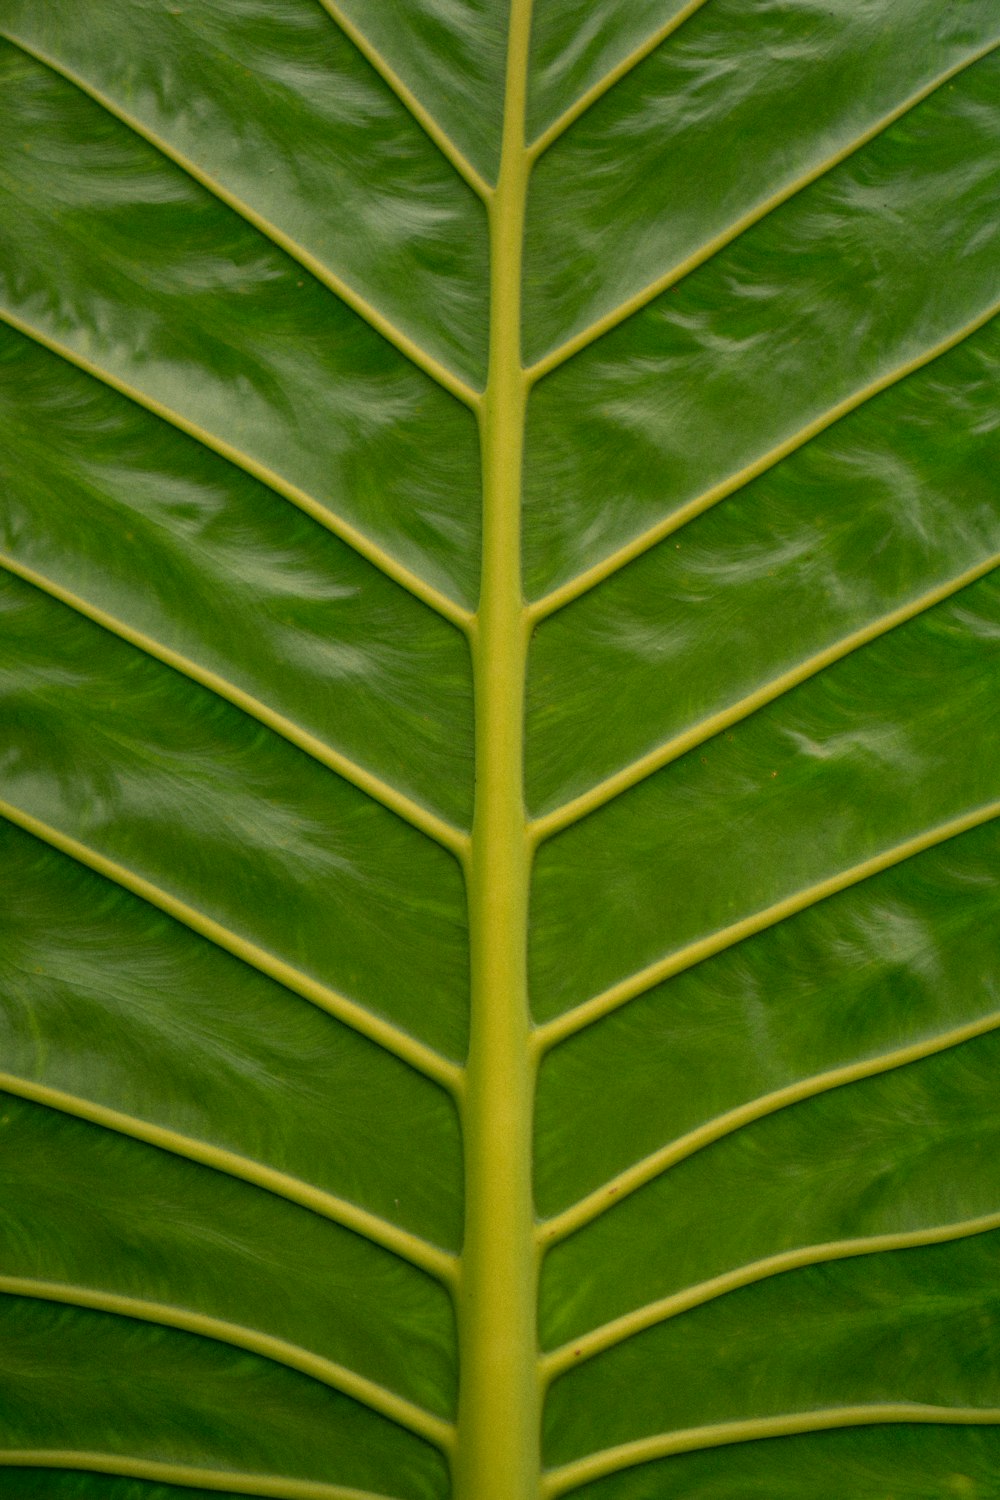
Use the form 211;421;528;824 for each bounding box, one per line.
529;549;1000;845
542;1407;1000;1497
0;800;462;1097
0;1453;396;1500
0;552;469;862
0;1072;456;1286
0;31;482;412
526;41;1000;382
0;1277;452;1452
541;1210;1000;1381
529;299;1000;621
537;1005;1000;1249
0;308;473;633
535;801;1000;1055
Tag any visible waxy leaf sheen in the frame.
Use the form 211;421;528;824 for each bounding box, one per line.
1;3;999;1499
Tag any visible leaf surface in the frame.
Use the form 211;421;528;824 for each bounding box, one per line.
1;4;999;1500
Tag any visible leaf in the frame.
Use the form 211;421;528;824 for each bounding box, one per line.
1;4;999;1500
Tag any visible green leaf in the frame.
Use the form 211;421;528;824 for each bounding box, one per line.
1;4;999;1500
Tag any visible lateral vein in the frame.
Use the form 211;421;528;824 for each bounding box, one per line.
0;553;469;861
530;549;1000;845
541;1210;1000;1380
526;41;1000;381
542;1406;1000;1496
527;0;714;162
537;1006;1000;1249
311;0;493;201
536;801;1000;1054
0;31;482;411
529;298;1000;620
0;1072;457;1286
0;1277;452;1451
0;309;472;634
0;799;462;1098
0;1452;399;1500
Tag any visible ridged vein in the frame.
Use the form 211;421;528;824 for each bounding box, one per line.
526;41;1000;383
0;799;462;1097
311;0;492;200
0;1453;397;1500
535;801;1000;1054
0;30;482;410
543;1406;1000;1497
527;0;714;161
0;1072;456;1286
530;550;1000;844
542;1210;1000;1380
529;299;1000;621
0;1277;452;1451
0;309;472;633
537;1005;1000;1249
0;553;469;861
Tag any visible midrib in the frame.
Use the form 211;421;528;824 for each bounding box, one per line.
454;2;539;1497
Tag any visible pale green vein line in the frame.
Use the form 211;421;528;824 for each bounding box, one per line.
0;1072;457;1287
0;1453;395;1500
537;1007;1000;1250
526;0;714;162
526;41;1000;383
0;1278;452;1452
0;309;472;634
543;1406;1000;1497
308;0;488;199
529;550;1000;846
541;1210;1000;1381
0;553;469;863
535;801;1000;1057
310;0;492;201
0;31;482;411
528;299;1000;622
0;799;462;1099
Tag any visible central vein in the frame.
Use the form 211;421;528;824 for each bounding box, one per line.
454;3;538;1497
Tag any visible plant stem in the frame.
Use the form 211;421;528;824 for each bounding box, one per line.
453;2;538;1496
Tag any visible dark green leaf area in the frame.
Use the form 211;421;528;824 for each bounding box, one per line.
0;1298;448;1500
535;820;1000;1220
543;1231;1000;1466
0;42;481;602
0;1;489;386
0;577;469;1056
0;327;474;825
526;318;1000;812
542;1027;1000;1345
0;823;461;1248
526;0;693;140
530;574;1000;1020
523;48;1000;595
0;1476;237;1500
566;1425;1000;1500
0;1095;456;1416
525;0;999;360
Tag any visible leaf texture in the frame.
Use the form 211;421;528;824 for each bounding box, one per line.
1;4;999;1500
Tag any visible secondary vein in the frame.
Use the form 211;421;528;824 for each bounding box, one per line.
0;31;482;411
0;1277;452;1451
528;298;1000;621
541;1210;1000;1380
0;309;473;634
537;1005;1000;1249
0;1072;457;1286
0;553;469;861
0;799;462;1097
535;801;1000;1054
529;549;1000;845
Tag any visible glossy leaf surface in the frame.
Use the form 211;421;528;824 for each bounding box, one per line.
1;4;999;1499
